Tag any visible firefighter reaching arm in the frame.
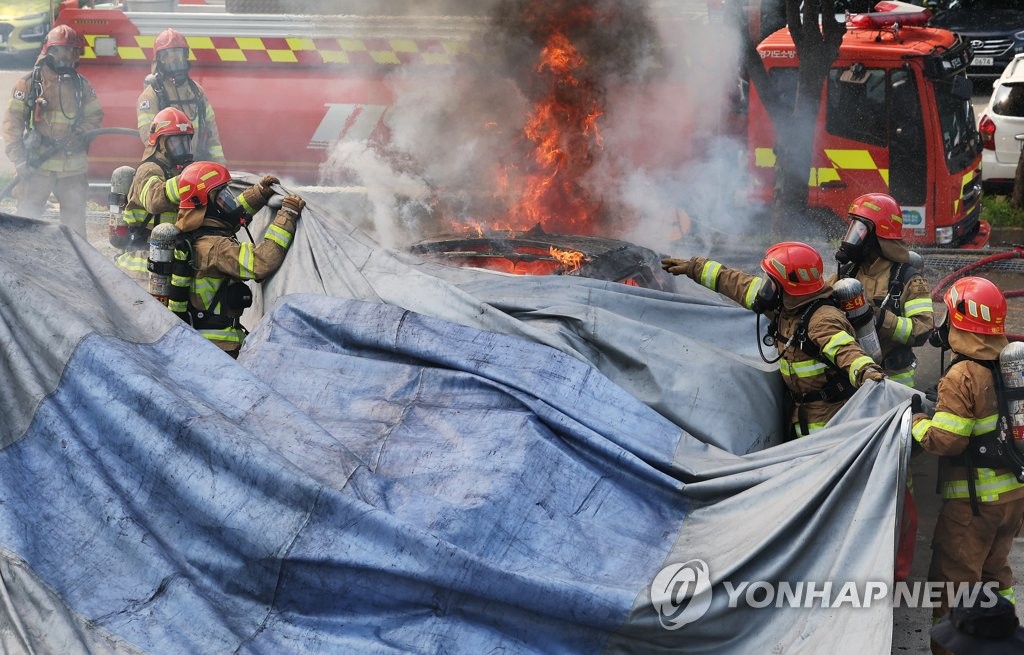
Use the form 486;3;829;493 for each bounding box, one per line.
168;162;302;356
663;242;884;438
909;277;1024;649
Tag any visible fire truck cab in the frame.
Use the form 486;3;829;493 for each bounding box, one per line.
748;4;988;247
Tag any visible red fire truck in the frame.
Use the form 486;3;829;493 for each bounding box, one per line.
50;0;490;185
747;2;989;247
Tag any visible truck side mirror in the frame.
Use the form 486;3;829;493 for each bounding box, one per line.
952;74;973;100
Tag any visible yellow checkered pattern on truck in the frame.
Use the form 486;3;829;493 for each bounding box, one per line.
80;34;470;66
753;147;889;188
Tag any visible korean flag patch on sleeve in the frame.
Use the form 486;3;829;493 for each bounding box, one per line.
13;89;24;100
138;99;151;110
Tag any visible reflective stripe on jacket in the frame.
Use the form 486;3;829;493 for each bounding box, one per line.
912;359;1024;504
188;198;297;351
689;257;878;433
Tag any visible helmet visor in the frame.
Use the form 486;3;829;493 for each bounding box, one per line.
164;133;193;164
210;186;251;226
158;48;190;76
842;218;871;249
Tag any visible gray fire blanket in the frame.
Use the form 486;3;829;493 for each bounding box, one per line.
0;192;914;654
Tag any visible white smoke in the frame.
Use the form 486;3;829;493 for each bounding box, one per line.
318;0;761;255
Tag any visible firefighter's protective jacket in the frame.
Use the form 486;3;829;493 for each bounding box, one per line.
116;155;182;282
687;257;880;436
2;65;103;175
850;255;933;382
912;330;1024;505
181;185;297;352
137;76;224;163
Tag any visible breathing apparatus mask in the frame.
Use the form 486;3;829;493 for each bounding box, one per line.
46;46;80;75
929;313;950;349
751;273;782;314
157;48;190;84
163;133;194;169
207;185;252;228
836;218;874;277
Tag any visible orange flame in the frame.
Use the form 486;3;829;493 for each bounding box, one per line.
549;246;588;272
498;11;604;235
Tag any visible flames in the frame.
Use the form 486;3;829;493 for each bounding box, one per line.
509;29;603;234
549;246;588;272
474;1;606;237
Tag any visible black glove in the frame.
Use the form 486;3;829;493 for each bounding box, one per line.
280;194;305;218
911;394;923;414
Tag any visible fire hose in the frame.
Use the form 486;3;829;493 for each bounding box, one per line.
929;246;1024;341
0;127;141;201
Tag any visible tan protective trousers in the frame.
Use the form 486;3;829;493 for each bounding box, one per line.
928;496;1024;655
14;169;88;237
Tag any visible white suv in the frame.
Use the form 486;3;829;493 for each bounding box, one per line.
979;54;1024;194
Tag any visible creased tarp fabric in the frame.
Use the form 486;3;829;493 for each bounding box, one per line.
246;189;786;455
0;210;909;654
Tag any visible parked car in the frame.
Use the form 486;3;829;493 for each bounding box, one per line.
978;54;1024;193
929;0;1024;81
0;0;53;61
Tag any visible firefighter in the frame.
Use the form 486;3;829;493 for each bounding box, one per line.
911;277;1024;655
116;107;195;284
834;192;934;387
172;161;302;356
1;25;104;237
137;28;225;164
662;241;885;438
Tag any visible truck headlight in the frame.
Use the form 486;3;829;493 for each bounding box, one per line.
935;226;954;245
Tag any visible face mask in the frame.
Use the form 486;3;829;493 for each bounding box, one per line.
47;46;79;74
751;274;781;314
158;48;190;83
837;218;872;268
929;316;950;349
208;186;252;227
163;133;194;168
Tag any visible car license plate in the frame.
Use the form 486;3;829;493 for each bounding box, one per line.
971;56;994;67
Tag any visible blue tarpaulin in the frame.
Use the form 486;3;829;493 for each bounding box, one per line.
0;195;913;653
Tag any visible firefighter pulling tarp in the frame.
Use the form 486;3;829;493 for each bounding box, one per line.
0;192;914;653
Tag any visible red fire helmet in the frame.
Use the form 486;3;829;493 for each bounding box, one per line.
41;25;84;56
760;241;825;297
848;193;904;240
178;161;231;208
153;28;188;54
148;107;194;145
944;277;1006;335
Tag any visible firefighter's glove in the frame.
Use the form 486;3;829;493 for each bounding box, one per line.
661;257;697;277
255;175;280;201
280;194;305;219
911;393;924;414
860;366;886;385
